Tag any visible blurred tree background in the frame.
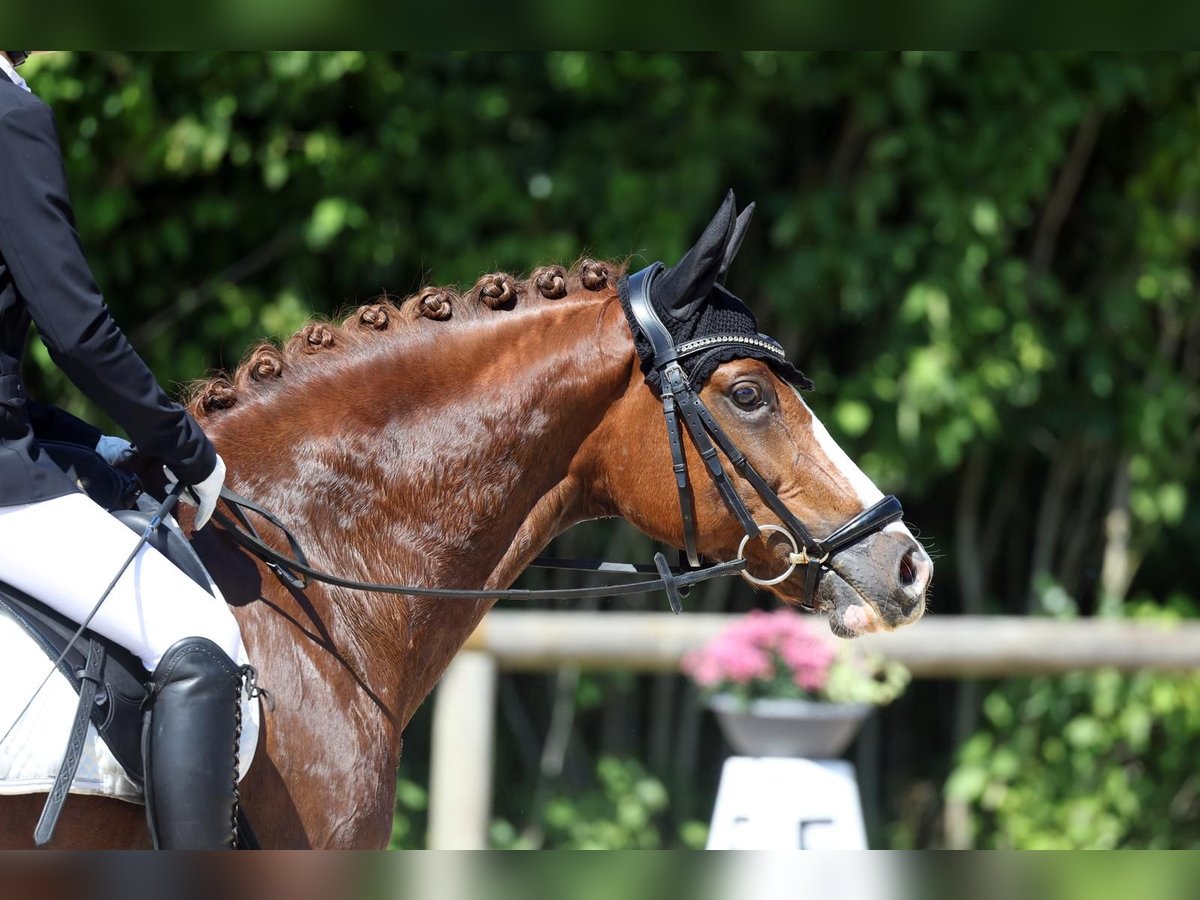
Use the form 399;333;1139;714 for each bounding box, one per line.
18;51;1200;848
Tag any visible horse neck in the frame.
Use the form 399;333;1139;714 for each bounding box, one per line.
212;294;635;725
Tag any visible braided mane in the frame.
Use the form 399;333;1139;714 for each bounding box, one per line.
187;257;624;420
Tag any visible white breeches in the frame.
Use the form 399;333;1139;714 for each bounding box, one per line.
0;492;243;672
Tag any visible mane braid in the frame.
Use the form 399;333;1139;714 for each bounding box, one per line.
186;256;625;419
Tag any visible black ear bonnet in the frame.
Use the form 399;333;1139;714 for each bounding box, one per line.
618;191;813;394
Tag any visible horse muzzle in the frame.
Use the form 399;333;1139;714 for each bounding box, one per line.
815;531;932;638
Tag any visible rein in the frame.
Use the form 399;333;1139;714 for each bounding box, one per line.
211;488;742;613
209;261;903;614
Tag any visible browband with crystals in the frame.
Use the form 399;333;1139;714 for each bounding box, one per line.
675;333;788;360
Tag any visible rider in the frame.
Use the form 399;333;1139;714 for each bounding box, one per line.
0;51;246;849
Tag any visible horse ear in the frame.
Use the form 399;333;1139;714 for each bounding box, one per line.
655;190;737;321
717;201;755;284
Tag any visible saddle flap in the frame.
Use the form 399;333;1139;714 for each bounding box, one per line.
0;583;148;782
0;499;224;784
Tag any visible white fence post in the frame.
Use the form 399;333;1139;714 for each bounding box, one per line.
426;650;497;849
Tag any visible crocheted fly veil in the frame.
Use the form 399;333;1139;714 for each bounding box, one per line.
619;191;812;393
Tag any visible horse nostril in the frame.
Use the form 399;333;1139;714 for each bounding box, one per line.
898;549;918;588
897;546;932;615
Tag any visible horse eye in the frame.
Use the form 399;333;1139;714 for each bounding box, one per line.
731;383;763;409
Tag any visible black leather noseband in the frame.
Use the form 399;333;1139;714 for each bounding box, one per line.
625;262;904;609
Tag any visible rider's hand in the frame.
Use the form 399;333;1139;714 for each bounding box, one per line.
164;453;226;530
94;434;134;466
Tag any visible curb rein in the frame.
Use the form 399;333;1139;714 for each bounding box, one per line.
211;262;903;614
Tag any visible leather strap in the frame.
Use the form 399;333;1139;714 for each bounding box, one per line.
822;495;904;555
684;390;822;552
661;390;700;567
213;487;745;605
219;488;310;589
664;362;761;538
626;263;677;363
629;266;761;542
629;267;707;562
34;638;105;847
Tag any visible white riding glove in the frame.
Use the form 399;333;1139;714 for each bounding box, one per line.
94;434;134;466
163;453;226;530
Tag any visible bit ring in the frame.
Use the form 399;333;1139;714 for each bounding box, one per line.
737;524;801;587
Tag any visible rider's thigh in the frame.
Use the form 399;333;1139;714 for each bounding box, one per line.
0;492;243;671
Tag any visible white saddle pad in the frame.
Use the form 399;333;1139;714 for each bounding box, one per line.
0;610;260;804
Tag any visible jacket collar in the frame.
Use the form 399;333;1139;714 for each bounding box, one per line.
0;55;30;93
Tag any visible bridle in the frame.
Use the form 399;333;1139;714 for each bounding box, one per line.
624;262;905;610
210;262;903;613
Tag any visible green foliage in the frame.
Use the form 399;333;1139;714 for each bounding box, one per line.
490;756;691;849
946;603;1200;849
15;52;1200;848
388;777;428;849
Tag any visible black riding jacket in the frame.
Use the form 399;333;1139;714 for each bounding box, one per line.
0;72;215;507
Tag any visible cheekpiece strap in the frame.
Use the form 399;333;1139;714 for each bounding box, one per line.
628;263;709;565
625;263;676;364
626;264;763;549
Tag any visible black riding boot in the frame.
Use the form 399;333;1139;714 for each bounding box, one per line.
142;637;244;849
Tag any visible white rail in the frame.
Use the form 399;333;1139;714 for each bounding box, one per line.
462;612;1200;675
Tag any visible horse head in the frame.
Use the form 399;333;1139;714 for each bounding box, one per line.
591;192;932;637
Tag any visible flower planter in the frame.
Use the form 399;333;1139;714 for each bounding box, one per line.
709;695;873;759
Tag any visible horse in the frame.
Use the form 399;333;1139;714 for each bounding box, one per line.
0;196;932;848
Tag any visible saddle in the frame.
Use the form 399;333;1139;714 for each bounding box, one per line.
0;441;256;847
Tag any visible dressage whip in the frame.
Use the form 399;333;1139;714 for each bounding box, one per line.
0;481;187;751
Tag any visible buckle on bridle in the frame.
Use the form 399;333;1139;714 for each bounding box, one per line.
788;546;830;567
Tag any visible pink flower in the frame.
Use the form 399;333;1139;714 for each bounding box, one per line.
683;632;773;686
683;608;839;698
